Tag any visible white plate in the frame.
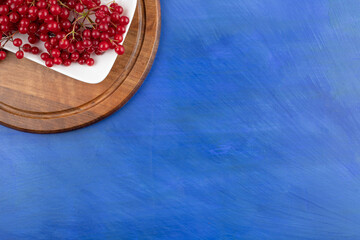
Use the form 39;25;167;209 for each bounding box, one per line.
4;0;137;84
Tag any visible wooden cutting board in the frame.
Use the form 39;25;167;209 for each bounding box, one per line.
0;0;160;133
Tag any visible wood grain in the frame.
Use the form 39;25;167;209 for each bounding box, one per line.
0;0;161;133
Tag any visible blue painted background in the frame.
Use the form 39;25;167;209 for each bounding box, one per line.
1;0;360;239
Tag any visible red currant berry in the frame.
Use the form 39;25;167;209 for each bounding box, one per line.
45;58;54;67
50;37;58;46
31;46;39;54
68;44;75;53
40;52;50;60
16;50;24;59
77;57;85;65
82;39;92;48
100;32;109;40
92;29;100;39
0;16;10;25
38;9;49;19
45;15;55;23
0;24;9;32
36;1;47;9
108;27;116;37
82;52;90;59
87;1;97;8
99;41;109;51
110;3;118;9
18;26;27;33
28;23;38;33
70;51;80;61
60;52;69;60
9;12;20;23
120;16;129;25
92;39;99;46
47;21;60;32
83;29;91;39
50;4;61;15
44;41;52;50
54;57;62;65
98;23;108;32
59;8;70;19
93;0;101;6
115;45;124;55
114;34;123;42
0;5;9;15
101;15;111;23
56;32;66;40
113;6;123;14
116;25;126;34
95;49;103;55
95;18;101;24
19;18;30;27
28;34;38;44
75;3;84;13
59;38;69;49
0;51;6;60
75;41;84;52
99;5;109;14
13;38;22;47
9;3;17;11
60;19;71;30
51;48;60;58
17;5;28;15
40;33;49;42
39;23;48;33
95;10;106;19
67;0;76;9
109;42;116;49
28;6;38;16
22;44;31;52
110;12;121;23
87;46;95;54
63;59;71;66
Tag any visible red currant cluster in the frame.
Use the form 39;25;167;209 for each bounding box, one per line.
0;0;127;67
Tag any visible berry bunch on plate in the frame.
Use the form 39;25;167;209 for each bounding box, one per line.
0;0;128;67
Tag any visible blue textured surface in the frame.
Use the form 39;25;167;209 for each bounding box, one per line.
1;0;360;239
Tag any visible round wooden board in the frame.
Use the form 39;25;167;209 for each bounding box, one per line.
0;0;160;133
